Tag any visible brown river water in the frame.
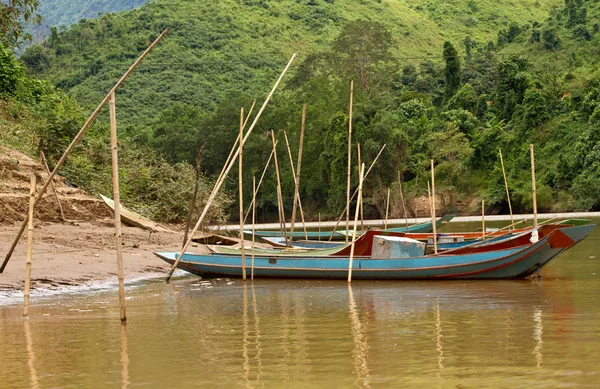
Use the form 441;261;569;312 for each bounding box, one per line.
1;219;599;388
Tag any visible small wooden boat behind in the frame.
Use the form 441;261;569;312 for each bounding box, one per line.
155;224;594;280
246;214;455;241
100;194;173;233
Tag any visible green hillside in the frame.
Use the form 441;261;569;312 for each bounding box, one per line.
7;0;600;222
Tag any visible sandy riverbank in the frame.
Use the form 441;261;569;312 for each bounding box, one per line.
0;220;210;293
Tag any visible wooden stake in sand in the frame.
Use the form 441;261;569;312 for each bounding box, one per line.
530;144;538;229
328;144;387;241
384;188;390;230
431;160;438;254
348;163;365;284
346;80;354;243
109;92;127;322
2;29;168;273
239;107;246;281
23;175;35;318
182;143;206;247
40;151;65;221
271;130;287;243
251;176;256;280
481;200;486;238
498;148;514;227
166;53;296;282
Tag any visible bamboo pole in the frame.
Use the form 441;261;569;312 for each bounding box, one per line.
243;144;276;224
166;53;296;282
481;200;486;238
530;144;538;229
109;92;127;322
357;143;364;232
346;80;354;243
251;176;256;280
271;130;287;243
2;29;168;273
431;160;438;254
348;163;365;284
398;172;409;231
23;175;35;318
284;106;307;243
498;148;514;227
318;213;321;241
384;188;390;229
182;143;206;247
40;151;65;221
239;108;246;281
328;143;387;241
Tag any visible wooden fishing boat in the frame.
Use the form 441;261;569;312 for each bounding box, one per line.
245;214;455;241
155;224;594;280
100;194;173;233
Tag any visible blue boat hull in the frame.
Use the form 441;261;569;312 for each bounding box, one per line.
156;225;594;280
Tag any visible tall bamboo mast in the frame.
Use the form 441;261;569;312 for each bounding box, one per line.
357;143;364;231
271;130;287;243
251;176;256;280
109;92;127;322
347;163;365;283
431;159;438;254
498;149;514;227
346;80;354;243
530;144;538;229
2;29;169;273
239;108;246;281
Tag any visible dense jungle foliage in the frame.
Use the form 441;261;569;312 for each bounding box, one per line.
3;0;600;223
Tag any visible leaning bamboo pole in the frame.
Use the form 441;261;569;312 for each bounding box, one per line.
166;53;297;282
328;143;387;241
251;176;256;280
2;29;169;273
23;175;35;318
243;144;276;224
283;110;308;242
40;151;65;221
357;143;364;232
239;108;246;281
183;143;206;247
271;130;287;243
530;144;538;229
431;160;438;254
346;81;354;243
398;172;409;231
498;149;514;227
348;163;365;284
109;92;127;322
384;188;390;230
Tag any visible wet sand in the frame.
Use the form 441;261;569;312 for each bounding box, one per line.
0;220;207;292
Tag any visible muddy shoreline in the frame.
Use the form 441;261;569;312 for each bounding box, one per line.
0;220;209;294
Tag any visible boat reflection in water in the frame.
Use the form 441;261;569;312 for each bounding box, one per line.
216;278;568;387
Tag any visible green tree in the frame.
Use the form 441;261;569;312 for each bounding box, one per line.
443;41;461;102
0;0;41;48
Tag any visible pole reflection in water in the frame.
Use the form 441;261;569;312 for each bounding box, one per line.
120;323;130;389
251;283;263;384
533;307;543;368
23;321;39;389
348;285;370;389
242;283;250;388
434;300;444;372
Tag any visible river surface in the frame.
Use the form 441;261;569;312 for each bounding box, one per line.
1;220;599;388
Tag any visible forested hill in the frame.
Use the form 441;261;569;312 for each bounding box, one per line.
15;0;600;221
25;0;149;45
